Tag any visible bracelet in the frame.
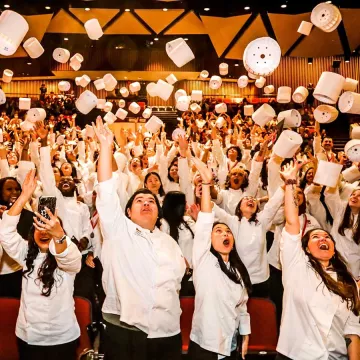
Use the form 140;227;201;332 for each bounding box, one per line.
284;179;297;185
202;182;211;186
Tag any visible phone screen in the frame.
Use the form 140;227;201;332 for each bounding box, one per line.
38;196;57;222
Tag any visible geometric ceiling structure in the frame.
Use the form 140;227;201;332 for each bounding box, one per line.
134;9;184;34
201;14;251;57
225;15;268;60
104;12;152;34
290;26;343;57
269;13;311;55
47;9;86;33
69;8;120;28
341;8;360;52
165;11;207;34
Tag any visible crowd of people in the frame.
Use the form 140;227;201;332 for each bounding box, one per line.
0;94;359;360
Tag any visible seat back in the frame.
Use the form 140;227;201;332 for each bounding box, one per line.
0;297;20;360
74;297;93;359
247;297;278;353
180;296;195;354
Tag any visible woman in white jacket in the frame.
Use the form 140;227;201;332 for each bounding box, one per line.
188;157;251;360
278;162;360;360
0;169;82;360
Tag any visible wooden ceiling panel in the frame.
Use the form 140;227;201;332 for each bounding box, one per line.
269;12;311;55
134;9;184;34
225;15;268;60
165;11;206;35
47;9;86;33
341;8;360;51
290;26;343;57
104;12;151;34
201;15;250;57
69;8;120;27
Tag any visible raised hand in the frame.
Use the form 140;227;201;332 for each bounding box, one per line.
34;208;65;241
178;135;188;157
192;156;213;184
92;116;114;148
34;121;48;141
280;160;302;181
21;169;38;201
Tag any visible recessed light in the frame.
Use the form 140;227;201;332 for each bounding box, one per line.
150;41;154;45
326;1;332;3
235;64;239;67
45;6;51;10
184;38;188;41
244;6;250;10
281;4;287;8
85;8;90;11
64;38;68;41
4;4;10;8
204;8;210;11
163;8;168;12
308;61;312;65
154;38;159;41
345;60;350;63
124;77;128;79
27;62;32;65
125;9;130;12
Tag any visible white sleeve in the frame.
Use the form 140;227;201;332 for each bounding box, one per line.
244;161;262;197
257;187;284;231
39;146;57;196
0;159;10;178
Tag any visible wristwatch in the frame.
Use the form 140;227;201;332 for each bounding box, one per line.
54;235;67;244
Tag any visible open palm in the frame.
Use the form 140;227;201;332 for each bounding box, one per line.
92;116;114;147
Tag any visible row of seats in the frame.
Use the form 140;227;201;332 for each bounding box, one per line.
0;297;277;359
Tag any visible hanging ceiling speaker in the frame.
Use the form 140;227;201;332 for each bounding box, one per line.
243;37;281;77
311;2;342;33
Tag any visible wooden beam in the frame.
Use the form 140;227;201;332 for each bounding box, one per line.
284;35;305;56
260;12;277;41
102;9;125;32
158;9;191;36
131;11;157;36
337;21;351;57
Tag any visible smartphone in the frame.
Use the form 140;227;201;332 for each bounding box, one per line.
38;196;57;222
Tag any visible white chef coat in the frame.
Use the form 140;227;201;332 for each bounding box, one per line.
325;189;360;280
96;176;186;338
190;212;251;357
161;216;195;267
0;211;81;346
278;229;360;359
214;188;284;284
159;154;181;194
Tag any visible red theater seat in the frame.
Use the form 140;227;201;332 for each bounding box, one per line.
180;296;195;354
247;297;278;355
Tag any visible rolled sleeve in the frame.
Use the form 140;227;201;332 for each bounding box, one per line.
239;312;251;335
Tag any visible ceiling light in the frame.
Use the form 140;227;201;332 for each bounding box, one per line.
281;4;287;8
27;62;32;65
45;6;51;10
154;38;159;41
235;64;239;67
163;8;168;11
64;38;68;41
244;6;250;10
345;59;350;63
125;9;130;12
204;8;210;11
326;1;332;3
150;41;154;45
85;8;90;11
184;38;188;41
124;77;128;79
4;4;10;8
345;56;350;63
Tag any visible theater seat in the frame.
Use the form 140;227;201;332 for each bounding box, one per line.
246;297;278;355
74;296;93;359
180;296;195;354
0;297;20;360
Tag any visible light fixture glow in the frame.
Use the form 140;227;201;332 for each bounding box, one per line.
326;1;332;3
150;41;154;45
125;9;130;12
281;4;287;8
163;8;168;11
244;6;250;10
4;4;10;8
85;8;90;11
235;64;239;67
204;8;210;11
27;62;32;65
45;6;51;10
64;38;68;41
184;38;188;41
345;60;350;63
154;38;159;41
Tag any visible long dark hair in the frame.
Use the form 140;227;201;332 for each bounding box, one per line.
125;188;163;228
144;172;165;197
235;197;259;224
210;222;252;294
0;177;21;207
297;187;307;216
302;229;360;316
299;167;313;190
167;158;178;182
23;226;60;297
338;204;360;245
162;191;194;242
224;170;249;191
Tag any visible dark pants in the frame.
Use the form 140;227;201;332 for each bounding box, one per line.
103;320;182;360
250;278;270;298
0;270;22;298
275;353;292;360
269;265;284;329
17;337;78;360
188;341;238;360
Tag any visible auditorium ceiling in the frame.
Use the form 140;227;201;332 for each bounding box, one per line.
0;0;360;78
